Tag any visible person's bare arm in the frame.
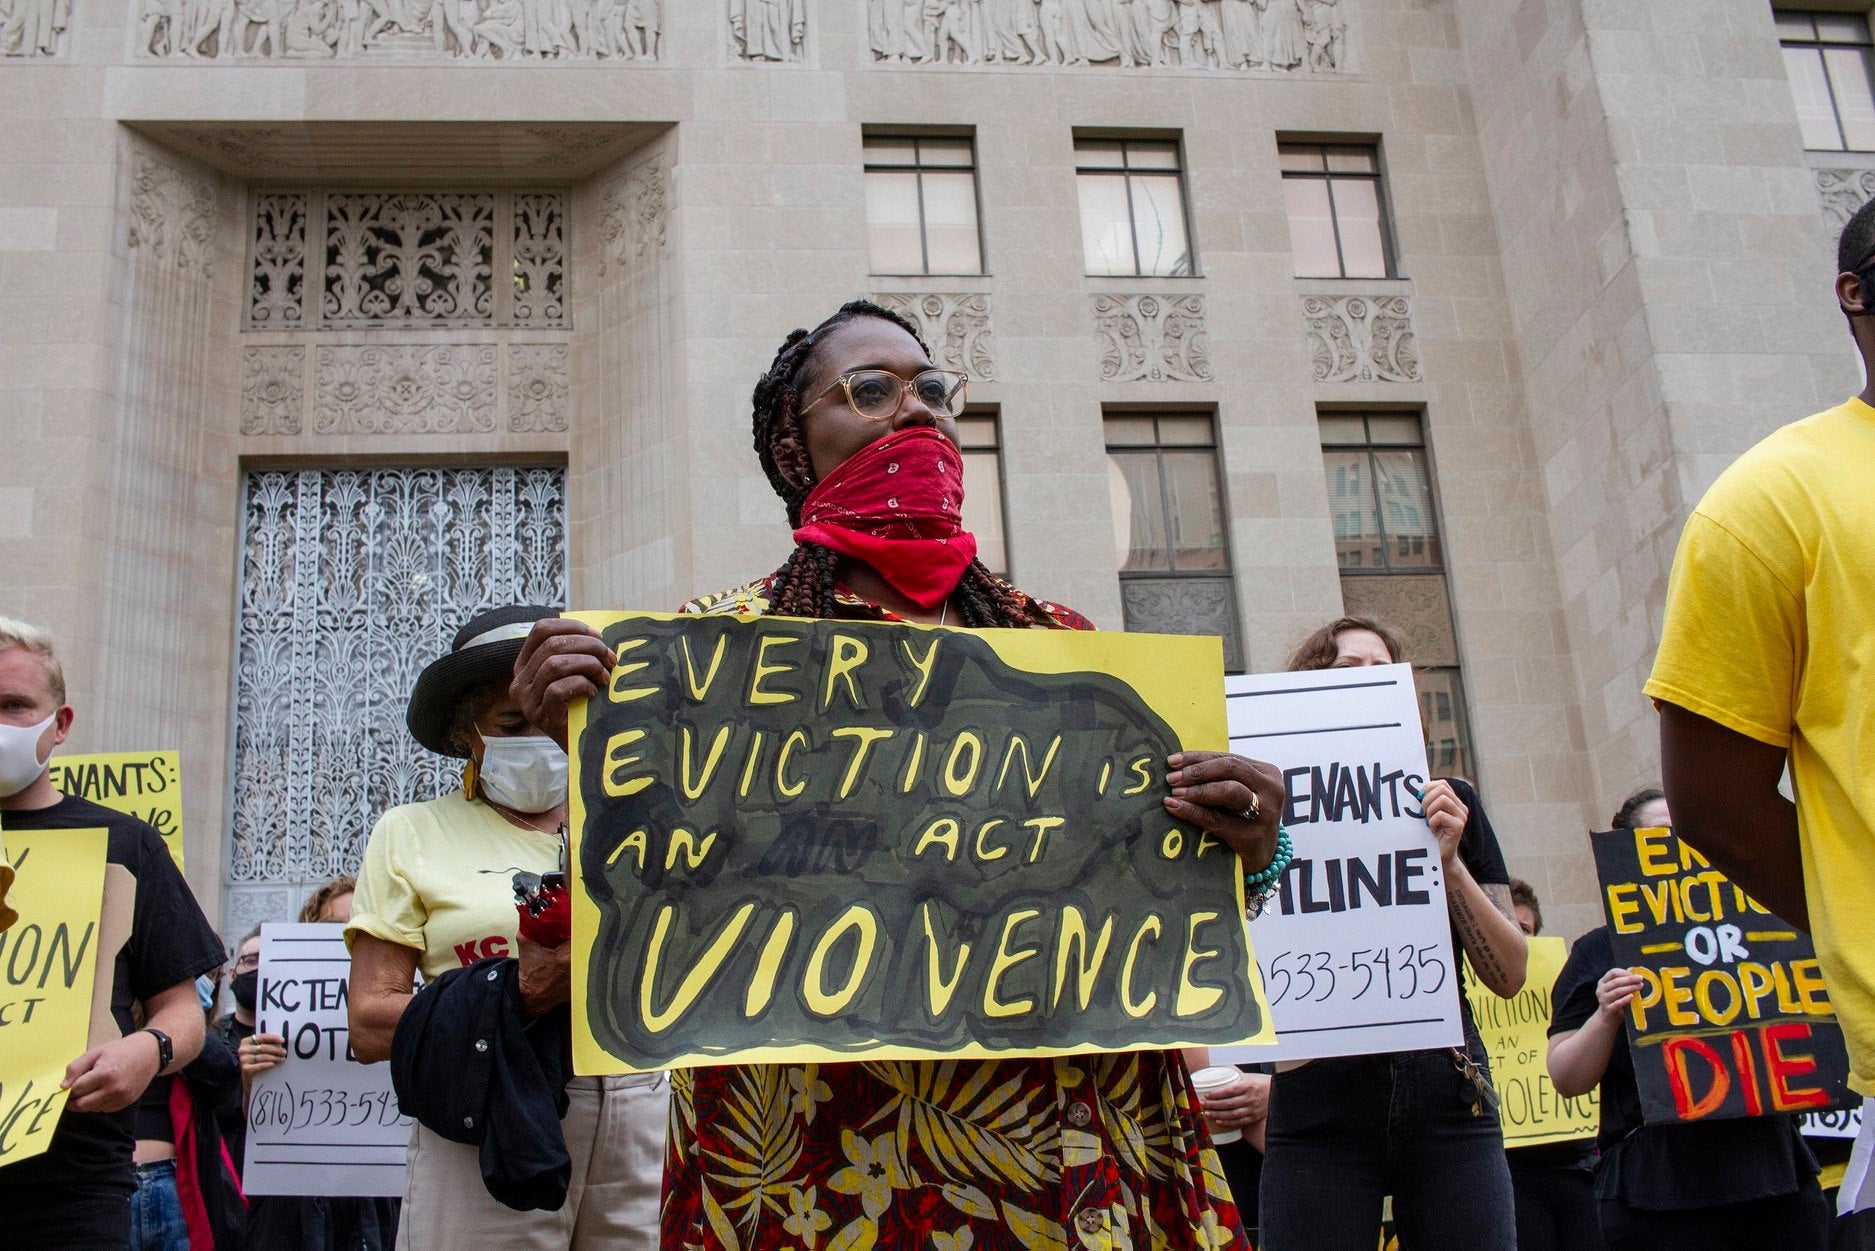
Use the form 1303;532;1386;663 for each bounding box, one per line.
348;935;422;1065
1547;968;1645;1098
63;979;206;1113
1422;781;1526;997
1659;701;1806;930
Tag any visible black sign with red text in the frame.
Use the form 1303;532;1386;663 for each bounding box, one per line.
1592;827;1850;1125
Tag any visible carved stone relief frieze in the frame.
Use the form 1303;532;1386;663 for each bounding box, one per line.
1;0;69;56
313;344;499;434
1816;168;1875;232
242;346;307;434
1092;293;1212;382
730;0;804;60
868;0;1345;72
598;159;668;275
128;155;218;276
250;193;307;326
136;0;663;59
508;344;569;432
1120;577;1243;671
875;293;995;380
246;190;566;330
1303;294;1421;383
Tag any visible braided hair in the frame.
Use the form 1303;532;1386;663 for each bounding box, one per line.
752;299;1051;627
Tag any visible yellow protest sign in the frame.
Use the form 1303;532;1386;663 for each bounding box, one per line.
0;827;108;1168
48;751;183;871
1465;935;1599;1146
567;611;1274;1074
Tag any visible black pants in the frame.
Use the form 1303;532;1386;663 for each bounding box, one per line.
9;1184;133;1250
1598;1177;1831;1251
1510;1158;1603;1251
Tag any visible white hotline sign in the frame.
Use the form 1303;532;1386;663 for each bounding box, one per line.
244;923;410;1197
1213;664;1464;1063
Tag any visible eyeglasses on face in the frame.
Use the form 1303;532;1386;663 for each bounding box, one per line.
807;368;969;421
234;952;261;971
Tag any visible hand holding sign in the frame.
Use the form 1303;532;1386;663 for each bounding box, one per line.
1596;968;1647;1023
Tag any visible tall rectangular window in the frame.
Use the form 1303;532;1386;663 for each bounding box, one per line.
1279;142;1392;279
1105;412;1241;670
863;134;984;275
956;408;1008;577
1076;137;1195;277
1320;412;1472;776
1778;12;1875;150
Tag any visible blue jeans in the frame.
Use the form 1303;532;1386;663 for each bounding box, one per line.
130;1160;190;1251
1258;1035;1516;1250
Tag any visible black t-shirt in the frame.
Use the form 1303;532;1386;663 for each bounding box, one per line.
215;1015;254;1177
1444;777;1510;1032
1549;926;1816;1210
0;794;225;1197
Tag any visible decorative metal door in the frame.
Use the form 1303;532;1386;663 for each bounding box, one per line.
224;466;567;939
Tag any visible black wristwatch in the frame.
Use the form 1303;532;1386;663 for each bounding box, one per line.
141;1027;173;1072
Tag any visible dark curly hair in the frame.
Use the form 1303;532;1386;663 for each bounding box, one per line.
752;299;1050;627
1611;785;1666;831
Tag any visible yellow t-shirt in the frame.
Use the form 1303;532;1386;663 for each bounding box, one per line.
345;788;561;981
1645;395;1875;1092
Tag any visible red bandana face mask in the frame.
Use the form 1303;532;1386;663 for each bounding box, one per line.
792;427;979;611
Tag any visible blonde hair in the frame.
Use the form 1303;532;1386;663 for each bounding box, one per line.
0;616;66;705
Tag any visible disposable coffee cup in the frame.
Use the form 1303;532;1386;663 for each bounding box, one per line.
1189;1065;1243;1144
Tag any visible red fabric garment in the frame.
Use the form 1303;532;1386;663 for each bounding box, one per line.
791;427;978;610
169;1074;247;1250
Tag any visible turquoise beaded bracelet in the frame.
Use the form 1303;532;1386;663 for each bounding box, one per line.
1243;823;1293;919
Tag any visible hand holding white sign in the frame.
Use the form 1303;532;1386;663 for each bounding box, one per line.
1213;664;1464;1063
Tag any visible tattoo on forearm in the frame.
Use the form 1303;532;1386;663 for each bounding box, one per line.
1450;883;1512;985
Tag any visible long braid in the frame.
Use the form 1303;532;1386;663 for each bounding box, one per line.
752;300;1056;628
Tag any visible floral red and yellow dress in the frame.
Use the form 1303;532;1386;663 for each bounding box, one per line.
659;578;1248;1251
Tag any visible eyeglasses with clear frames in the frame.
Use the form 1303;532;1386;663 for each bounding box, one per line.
807;369;969;421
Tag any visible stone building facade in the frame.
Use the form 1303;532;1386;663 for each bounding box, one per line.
0;0;1862;940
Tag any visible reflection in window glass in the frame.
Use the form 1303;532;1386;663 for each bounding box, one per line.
1779;13;1875;151
1324;411;1472;778
863;134;985;274
1278;141;1393;278
1075;138;1195;277
1106;411;1241;670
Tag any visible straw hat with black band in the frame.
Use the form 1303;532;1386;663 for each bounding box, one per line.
407;605;562;758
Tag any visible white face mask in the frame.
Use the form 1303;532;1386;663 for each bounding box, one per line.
477;734;568;815
0;713;55;798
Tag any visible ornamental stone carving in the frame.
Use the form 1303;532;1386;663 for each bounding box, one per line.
867;0;1345;72
1092;293;1211;382
1120;577;1242;671
136;0;662;59
598;159;667;275
128;156;218;276
876;293;995;380
242;346;306;434
313;344;499;434
508;344;569;432
1816;168;1875;231
246;190;567;330
1;0;69;56
730;0;804;60
1303;294;1420;383
249;193;307;326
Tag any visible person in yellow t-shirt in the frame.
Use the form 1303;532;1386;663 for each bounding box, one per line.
1646;202;1875;1171
344;604;666;1250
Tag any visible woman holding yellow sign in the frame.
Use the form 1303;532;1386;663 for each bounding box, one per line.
513;300;1291;1249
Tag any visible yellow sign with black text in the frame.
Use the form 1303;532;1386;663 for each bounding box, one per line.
48;751;184;871
1466;936;1599;1146
567;611;1275;1073
0;828;108;1168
